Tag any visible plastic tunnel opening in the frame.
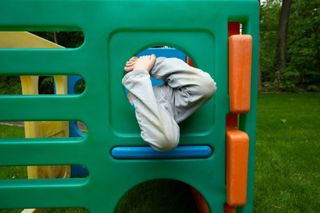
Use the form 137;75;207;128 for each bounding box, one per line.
115;179;208;213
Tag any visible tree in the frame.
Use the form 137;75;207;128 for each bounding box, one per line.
285;0;320;91
260;0;281;90
273;0;292;88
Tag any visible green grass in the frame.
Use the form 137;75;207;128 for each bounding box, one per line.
0;125;27;181
1;93;320;212
254;93;320;212
0;125;24;138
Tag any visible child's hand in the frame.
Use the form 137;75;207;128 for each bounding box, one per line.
133;55;156;72
124;55;156;73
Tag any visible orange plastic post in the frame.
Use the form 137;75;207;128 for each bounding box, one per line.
228;35;252;113
226;129;249;206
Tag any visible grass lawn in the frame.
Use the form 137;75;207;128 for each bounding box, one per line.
254;93;320;212
0;93;319;212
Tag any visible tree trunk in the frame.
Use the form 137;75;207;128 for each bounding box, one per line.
273;0;292;88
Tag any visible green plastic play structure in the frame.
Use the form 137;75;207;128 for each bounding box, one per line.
0;0;259;212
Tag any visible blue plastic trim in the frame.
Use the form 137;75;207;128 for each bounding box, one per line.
137;48;186;61
71;165;89;178
67;75;82;95
68;76;87;177
111;146;213;159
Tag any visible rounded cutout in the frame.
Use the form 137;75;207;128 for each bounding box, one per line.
68;75;85;95
31;31;84;48
123;46;196;105
69;120;88;138
74;78;86;94
115;179;207;213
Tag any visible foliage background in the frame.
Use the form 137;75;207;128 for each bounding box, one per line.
260;0;319;92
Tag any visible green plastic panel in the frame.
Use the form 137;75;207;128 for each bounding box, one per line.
0;0;259;212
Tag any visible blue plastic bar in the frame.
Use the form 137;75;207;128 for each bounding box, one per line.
111;146;213;159
137;48;186;61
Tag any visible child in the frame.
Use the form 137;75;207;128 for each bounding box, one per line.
122;55;216;151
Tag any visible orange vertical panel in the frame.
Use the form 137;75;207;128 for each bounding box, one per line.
226;130;249;206
228;35;252;113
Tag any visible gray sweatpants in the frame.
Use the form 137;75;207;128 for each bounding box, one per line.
122;57;217;151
